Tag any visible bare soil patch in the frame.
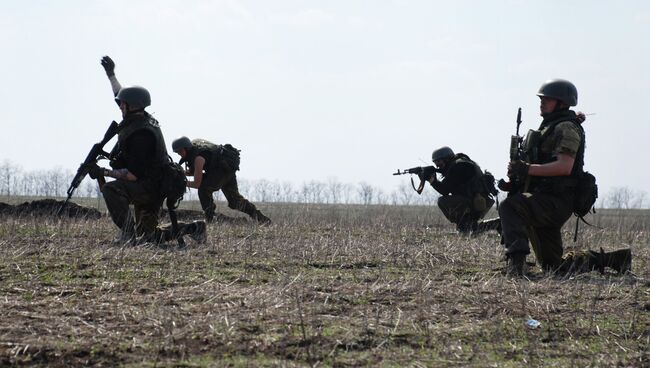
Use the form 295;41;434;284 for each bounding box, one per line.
0;199;101;219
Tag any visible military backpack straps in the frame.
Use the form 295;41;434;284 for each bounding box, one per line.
191;139;241;173
454;153;497;199
481;170;499;198
218;143;241;172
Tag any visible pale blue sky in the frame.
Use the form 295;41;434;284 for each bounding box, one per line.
1;1;649;195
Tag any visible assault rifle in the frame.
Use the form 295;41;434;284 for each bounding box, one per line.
499;107;531;194
58;121;119;215
393;165;440;194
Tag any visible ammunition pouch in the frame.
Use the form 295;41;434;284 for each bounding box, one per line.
472;193;487;212
523;129;541;163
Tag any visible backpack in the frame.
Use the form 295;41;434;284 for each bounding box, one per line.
217;144;241;172
159;158;187;210
573;171;597;217
481;170;499;198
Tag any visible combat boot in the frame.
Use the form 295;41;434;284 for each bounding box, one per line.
590;248;632;274
253;210;272;225
505;252;527;277
112;230;135;246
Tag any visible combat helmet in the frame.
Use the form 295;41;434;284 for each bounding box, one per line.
536;79;578;106
172;136;193;152
432;146;455;162
115;85;151;109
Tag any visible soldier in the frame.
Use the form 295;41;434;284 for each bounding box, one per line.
91;56;206;244
171;136;271;224
499;79;631;276
427;146;497;234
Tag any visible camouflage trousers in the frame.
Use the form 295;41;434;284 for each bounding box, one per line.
102;179;177;242
198;170;260;222
438;194;494;233
499;191;593;271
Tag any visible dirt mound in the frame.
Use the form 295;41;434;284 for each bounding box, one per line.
0;199;102;219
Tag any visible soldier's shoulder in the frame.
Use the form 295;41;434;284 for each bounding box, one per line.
555;120;582;136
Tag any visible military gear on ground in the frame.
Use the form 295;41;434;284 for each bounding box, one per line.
590;248;631;274
432;146;455;162
560;248;632;275
172;136;193;152
176;220;207;244
115;85;151;109
536;79;578;106
101;56;115;77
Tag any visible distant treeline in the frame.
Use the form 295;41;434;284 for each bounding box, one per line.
0;160;647;208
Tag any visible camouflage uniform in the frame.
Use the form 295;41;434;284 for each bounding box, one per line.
183;139;269;223
103;113;195;243
499;110;623;273
431;154;495;234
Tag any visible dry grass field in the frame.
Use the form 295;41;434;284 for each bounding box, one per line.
0;199;648;367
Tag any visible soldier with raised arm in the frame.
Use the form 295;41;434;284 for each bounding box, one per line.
94;56;206;244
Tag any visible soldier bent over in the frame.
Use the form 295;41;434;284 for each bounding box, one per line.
171;137;271;224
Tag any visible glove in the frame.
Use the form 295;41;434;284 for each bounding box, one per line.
84;163;104;180
109;158;126;169
508;160;529;179
497;179;512;192
101;56;115;77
